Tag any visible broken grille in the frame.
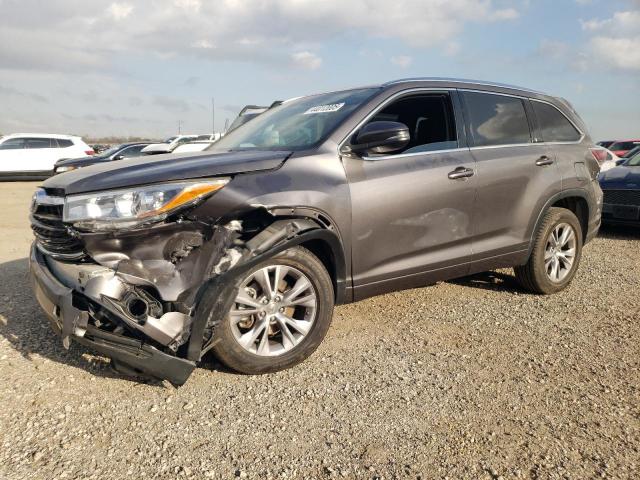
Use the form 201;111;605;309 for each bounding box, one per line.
30;195;85;259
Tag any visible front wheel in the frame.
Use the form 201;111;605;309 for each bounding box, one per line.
212;246;334;374
514;207;583;294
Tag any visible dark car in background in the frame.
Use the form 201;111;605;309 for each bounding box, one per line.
30;78;602;385
620;145;640;160
53;142;152;174
600;149;640;226
608;139;640;158
596;140;615;149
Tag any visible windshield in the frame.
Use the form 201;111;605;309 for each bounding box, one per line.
622;146;640;158
163;136;178;143
626;151;640;167
227;113;260;133
210;88;378;151
611;141;639;151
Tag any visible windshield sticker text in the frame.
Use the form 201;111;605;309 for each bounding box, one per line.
303;103;345;115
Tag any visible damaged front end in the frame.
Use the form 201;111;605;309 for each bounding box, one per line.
29;184;343;385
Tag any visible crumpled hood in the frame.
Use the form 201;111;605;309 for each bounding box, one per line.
43;150;291;194
599;164;640;189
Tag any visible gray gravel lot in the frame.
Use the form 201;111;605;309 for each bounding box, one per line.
0;181;638;479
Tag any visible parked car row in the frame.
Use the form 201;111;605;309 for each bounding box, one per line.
1;101;287;180
598;144;640;227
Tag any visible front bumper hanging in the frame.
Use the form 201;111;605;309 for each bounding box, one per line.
29;244;196;385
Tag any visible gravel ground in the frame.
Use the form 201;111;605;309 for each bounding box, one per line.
0;181;638;480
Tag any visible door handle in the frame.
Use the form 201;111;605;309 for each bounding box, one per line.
536;156;554;167
448;167;475;180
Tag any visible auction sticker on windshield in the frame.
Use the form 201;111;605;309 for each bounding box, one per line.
304;103;345;115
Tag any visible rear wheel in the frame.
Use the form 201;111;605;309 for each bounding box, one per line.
212;246;334;374
515;207;583;294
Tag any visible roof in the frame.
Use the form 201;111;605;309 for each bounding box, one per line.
2;132;80;139
381;77;544;95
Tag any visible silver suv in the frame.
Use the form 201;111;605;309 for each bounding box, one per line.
30;78;602;384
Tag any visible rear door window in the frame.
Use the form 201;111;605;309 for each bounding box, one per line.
0;138;26;150
26;138;55;149
462;91;532;147
531;101;581;142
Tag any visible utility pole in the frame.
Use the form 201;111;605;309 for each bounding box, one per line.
211;97;215;135
177;120;182;134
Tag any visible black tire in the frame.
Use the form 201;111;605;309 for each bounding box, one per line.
514;207;583;294
212;246;334;374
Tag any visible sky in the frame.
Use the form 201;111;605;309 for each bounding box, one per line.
0;0;638;141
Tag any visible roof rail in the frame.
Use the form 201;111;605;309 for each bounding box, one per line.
382;77;544;95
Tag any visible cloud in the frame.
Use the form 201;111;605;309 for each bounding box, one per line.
581;10;640;70
590;36;640;71
0;0;521;73
0;85;48;103
153;96;191;113
174;0;201;11
291;51;322;70
493;8;519;20
537;39;570;60
108;2;133;20
390;55;413;68
184;76;199;87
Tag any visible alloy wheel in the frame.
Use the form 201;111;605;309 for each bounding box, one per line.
230;265;318;356
544;223;577;283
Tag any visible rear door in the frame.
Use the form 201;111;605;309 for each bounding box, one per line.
25;137;58;171
461;90;560;262
0;138;28;173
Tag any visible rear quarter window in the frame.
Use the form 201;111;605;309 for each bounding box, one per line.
462;91;531;147
57;139;74;148
531;101;581;142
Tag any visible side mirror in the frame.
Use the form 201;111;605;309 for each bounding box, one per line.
344;121;410;156
113;154;125;160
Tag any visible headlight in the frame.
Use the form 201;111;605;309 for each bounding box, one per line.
63;178;229;230
55;166;77;173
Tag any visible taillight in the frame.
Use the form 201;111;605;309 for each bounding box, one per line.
589;147;607;165
85;150;95;156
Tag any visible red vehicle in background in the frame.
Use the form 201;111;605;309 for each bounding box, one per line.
608;139;640;157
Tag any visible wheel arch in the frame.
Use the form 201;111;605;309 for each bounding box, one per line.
186;212;349;362
527;189;591;256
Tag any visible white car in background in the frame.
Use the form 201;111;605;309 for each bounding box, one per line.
172;140;215;154
591;147;621;173
141;135;199;155
195;133;223;141
0;133;94;180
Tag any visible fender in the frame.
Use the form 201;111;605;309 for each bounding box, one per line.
186;219;347;362
525;188;593;257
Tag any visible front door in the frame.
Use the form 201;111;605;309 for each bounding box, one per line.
343;91;476;299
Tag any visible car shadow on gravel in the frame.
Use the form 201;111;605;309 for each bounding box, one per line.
0;257;164;385
598;225;640;240
448;270;522;293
